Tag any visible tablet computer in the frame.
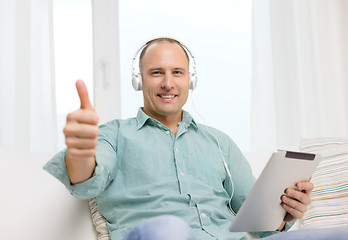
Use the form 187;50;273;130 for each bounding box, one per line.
229;150;321;232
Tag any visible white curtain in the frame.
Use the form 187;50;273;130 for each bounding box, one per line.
251;0;348;151
0;0;57;153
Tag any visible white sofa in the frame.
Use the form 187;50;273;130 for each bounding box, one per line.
1;147;96;240
2;147;299;240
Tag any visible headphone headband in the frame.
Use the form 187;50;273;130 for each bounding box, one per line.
131;37;197;91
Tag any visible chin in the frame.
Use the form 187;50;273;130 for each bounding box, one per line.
156;108;181;116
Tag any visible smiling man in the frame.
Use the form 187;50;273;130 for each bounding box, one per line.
140;40;190;136
44;38;347;240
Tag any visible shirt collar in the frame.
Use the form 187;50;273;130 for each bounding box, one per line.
136;108;198;130
136;108;150;130
180;109;198;130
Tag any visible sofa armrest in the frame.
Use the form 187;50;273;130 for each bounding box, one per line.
1;147;96;240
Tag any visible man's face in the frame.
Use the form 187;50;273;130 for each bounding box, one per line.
141;42;190;120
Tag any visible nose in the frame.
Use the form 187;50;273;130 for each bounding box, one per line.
161;72;174;90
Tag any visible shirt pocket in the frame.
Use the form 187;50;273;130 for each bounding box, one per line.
194;148;226;190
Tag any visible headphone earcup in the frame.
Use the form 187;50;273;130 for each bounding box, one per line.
189;72;197;90
132;73;143;91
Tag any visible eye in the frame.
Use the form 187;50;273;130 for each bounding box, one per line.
173;70;183;76
151;71;162;76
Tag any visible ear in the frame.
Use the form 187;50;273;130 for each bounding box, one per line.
189;72;197;90
132;73;143;91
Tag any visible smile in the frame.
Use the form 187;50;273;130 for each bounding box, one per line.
159;94;176;98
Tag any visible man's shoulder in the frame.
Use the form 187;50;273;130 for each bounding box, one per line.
196;123;233;143
97;117;139;138
195;123;243;151
99;117;137;128
196;123;228;136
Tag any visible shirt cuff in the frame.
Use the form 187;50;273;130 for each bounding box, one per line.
43;148;111;199
252;221;296;238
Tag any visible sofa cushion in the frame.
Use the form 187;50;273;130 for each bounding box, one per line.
299;138;348;229
89;198;111;239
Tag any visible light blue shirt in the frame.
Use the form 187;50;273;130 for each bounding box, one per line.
44;108;293;239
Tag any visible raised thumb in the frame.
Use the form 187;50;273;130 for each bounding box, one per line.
76;80;93;110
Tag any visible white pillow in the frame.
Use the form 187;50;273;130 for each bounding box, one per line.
299;138;348;229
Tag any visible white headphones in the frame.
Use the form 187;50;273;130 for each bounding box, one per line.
131;37;198;91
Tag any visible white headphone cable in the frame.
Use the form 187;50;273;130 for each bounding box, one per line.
189;90;236;215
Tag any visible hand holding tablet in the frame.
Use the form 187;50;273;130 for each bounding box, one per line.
229;150;321;232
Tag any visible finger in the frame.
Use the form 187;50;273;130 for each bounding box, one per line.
296;181;314;193
76;80;93;110
282;195;308;213
281;201;304;220
67;110;99;125
67;148;96;158
285;188;312;205
63;122;99;138
66;137;98;149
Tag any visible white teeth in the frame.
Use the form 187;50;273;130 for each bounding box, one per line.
160;95;175;98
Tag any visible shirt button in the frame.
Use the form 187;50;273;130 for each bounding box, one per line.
175;148;179;152
201;213;206;218
180;171;184;176
166;130;170;135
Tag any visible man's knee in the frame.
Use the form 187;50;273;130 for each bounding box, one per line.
123;215;195;240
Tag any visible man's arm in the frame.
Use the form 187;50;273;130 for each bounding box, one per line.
63;80;99;184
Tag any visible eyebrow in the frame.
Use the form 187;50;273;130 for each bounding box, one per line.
147;67;187;72
147;67;163;72
173;67;187;72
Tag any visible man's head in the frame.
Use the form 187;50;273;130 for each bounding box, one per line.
139;38;190;74
139;38;190;121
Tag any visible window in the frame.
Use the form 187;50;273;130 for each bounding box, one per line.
118;0;252;150
53;0;93;150
53;0;252;151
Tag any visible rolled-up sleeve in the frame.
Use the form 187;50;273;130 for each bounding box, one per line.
254;221;295;238
43;121;118;199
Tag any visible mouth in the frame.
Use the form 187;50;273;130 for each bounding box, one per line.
158;94;176;99
157;94;178;102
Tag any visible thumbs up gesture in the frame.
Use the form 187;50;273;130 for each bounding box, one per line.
63;80;99;184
